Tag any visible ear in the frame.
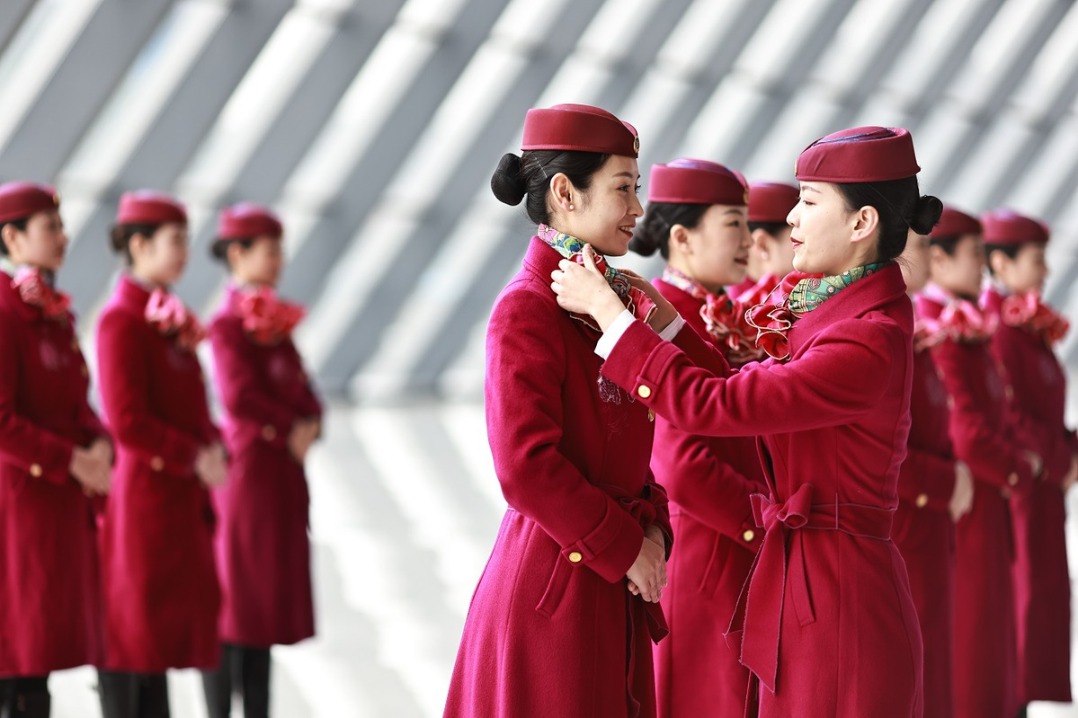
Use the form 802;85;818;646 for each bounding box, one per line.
928;244;949;270
549;172;576;214
987;249;1009;277
669;223;692;256
850;205;880;244
0;223;18;255
226;241;246;267
751;228;771;261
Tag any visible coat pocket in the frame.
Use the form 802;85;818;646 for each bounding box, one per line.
535;553;574;618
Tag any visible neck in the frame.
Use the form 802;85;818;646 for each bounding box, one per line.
667;257;725;295
130;267;168;290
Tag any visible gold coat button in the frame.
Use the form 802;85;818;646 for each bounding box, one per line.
262;425;277;441
742;529;755;543
916;493;929;508
637;385;652;399
29;463;42;478
568;551;583;564
1008;472;1019;487
151;456;164;472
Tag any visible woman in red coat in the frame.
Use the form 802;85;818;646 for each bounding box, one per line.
0;182;112;718
444;104;684;718
893;219;975;718
204;203;322;718
918;207;1040;718
553;126;941;716
981;209;1073;709
95;191;227;718
627;159;765;718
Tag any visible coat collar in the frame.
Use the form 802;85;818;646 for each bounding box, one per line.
114;273;154;312
521;235;565;284
0;270;40;322
792;262;909;338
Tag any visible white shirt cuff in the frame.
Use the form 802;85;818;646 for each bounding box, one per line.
594;312;686;360
594;310;634;359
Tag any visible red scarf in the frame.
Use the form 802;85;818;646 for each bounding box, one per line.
743;272;807;362
921;283;996;343
11;267;70;321
1000;290;1069;345
236;286;305;345
145;289;205;350
663;267;767;365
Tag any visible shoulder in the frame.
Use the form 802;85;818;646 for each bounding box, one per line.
96;302;145;340
490;274;563;327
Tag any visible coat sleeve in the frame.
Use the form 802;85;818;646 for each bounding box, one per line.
931;341;1034;490
96;310;202;474
486;288;646;584
0;314;76;484
600;316;897;437
896;445;956;512
209;318;306;450
652;418;760;548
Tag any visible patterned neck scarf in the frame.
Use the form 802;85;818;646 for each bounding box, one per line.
663;265;767;365
11;266;70;321
537;223;654;330
788;262;886;315
661;265;720;303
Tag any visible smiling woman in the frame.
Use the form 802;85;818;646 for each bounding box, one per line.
551;126;943;717
444;104;696;718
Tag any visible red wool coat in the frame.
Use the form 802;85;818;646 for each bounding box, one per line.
445;238;697;718
649;278;765;718
208;285;322;648
892;345;957;718
917;293;1033;718
0;273;106;676
96;275;221;672
602;263;923;717
983;287;1071;703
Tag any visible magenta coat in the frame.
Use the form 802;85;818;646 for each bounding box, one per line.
208;285;322;648
649;278;764;718
983;287;1071;703
444;238;688;718
95;275;221;672
893;344;957;718
602;263;923;717
0;273;106;676
917;293;1034;718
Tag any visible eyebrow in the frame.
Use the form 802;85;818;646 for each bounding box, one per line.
722;208;746;215
612;172;639;180
800;184;821;194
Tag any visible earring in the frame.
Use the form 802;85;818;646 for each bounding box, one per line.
568;204;575;211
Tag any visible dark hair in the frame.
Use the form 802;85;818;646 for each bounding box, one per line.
0;218;29;256
983;242;1021;276
748;220;789;237
109;222;162;265
491;150;609;225
210;237;255;265
928;234;965;256
628;202;710;259
834;177;942;262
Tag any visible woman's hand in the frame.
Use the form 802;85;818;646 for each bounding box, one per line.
620;269;679;333
626;532;667;603
288;418;320;463
949;460;974;522
195;442;228;488
70;438;112;496
550;247;626;331
1063;454;1078;493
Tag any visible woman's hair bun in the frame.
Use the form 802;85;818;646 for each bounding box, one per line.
909;194;943;235
490;152;527;206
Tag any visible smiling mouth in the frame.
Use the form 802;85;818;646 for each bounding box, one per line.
734;256;748;265
618;224;635;237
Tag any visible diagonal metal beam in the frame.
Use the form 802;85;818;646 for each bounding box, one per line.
0;0;172;179
0;0;35;54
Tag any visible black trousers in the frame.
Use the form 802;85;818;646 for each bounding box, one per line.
97;671;169;718
0;676;50;718
201;644;271;718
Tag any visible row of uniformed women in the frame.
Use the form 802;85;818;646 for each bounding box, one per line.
445;102;1072;718
0;184;321;718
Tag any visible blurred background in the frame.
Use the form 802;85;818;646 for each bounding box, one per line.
2;0;1078;715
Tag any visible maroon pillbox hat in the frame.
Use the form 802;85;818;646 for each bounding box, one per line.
217;202;283;241
747;182;799;223
930;206;982;240
647;159;747;206
0;181;60;223
795;126;920;183
981;209;1049;246
116;190;187;226
522;103;639;158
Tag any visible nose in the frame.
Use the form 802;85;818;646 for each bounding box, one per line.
787;205;800;227
630;191;643;217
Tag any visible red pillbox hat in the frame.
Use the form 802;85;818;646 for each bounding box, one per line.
748;182;799;223
522;103;639;158
116;190;187;226
648;159;747;206
930;206;982;239
217;202;283;240
0;181;60;223
795;126;920;183
981;209;1049;246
